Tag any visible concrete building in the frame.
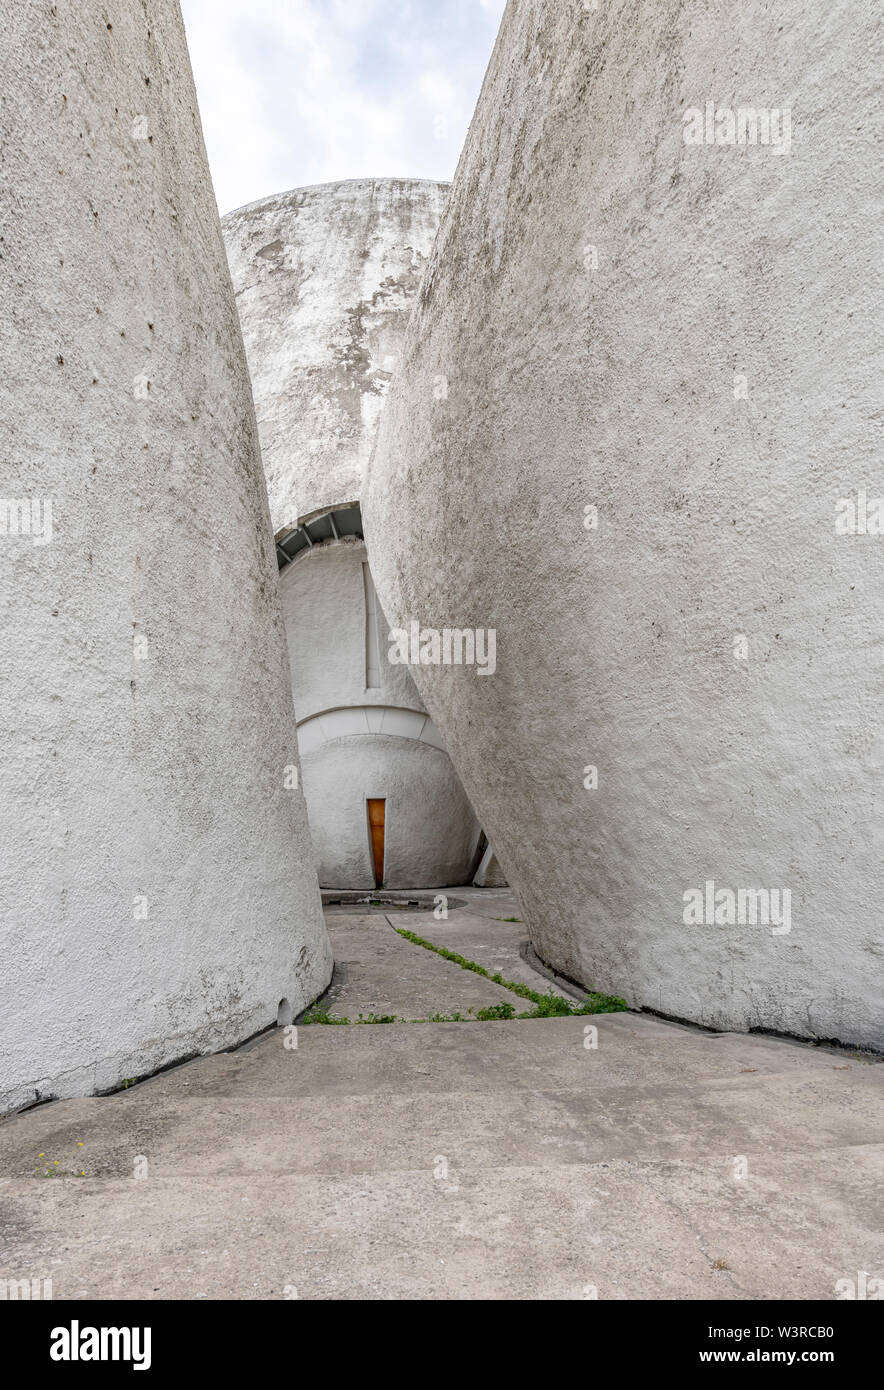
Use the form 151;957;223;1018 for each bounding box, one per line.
0;0;331;1114
365;0;884;1047
223;179;449;530
223;181;485;888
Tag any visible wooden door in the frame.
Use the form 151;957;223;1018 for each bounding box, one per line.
367;799;385;886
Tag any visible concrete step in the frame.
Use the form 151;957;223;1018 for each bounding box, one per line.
130;1012;877;1097
1;1019;879;1180
1;1144;880;1300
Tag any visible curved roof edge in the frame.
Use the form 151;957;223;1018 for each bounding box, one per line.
221;175;452;222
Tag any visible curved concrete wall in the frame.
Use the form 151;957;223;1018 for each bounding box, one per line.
301;737;480;890
280;540;480;886
365;0;884;1046
222;178;449;528
223;178;484;888
0;0;331;1113
281;538;425;722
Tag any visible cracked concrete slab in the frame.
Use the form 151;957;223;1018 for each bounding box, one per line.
315;912;524;1019
386;905;563;996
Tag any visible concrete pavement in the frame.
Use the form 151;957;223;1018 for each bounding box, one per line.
1;895;880;1299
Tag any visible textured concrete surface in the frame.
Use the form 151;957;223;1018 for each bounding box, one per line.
0;907;880;1300
384;902;550;997
316;912;530;1019
223;176;475;889
222;178;448;529
0;1152;881;1301
364;0;884;1047
281;539;480;887
301;738;481;890
224;180;479;888
0;0;331;1114
473;843;508;887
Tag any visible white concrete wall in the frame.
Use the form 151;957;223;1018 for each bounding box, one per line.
222;179;449;529
301;736;481;890
224;179;483;887
281;541;481;887
365;0;884;1047
474;846;507;890
0;0;332;1114
280;538;425;721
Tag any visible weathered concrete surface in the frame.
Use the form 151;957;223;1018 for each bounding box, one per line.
0;1151;880;1300
281;539;480;887
316;912;528;1019
473;843;508;888
0;909;880;1298
384;903;550;997
0;0;331;1113
301;737;481;889
364;1;884;1047
224;181;481;887
222;178;449;529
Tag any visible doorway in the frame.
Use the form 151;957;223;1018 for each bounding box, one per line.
367;799;385;886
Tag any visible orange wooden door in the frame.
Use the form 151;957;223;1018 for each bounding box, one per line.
367;799;385;886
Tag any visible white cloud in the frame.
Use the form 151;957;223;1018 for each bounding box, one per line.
179;0;505;215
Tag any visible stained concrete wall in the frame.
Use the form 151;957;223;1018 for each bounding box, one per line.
0;0;332;1113
222;179;450;528
280;540;481;887
223;179;484;887
365;0;884;1047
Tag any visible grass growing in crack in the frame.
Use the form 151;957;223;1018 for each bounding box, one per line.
475;1002;517;1021
303;1009;399;1025
527;992;577;1017
393;928;626;1017
495;916;522;922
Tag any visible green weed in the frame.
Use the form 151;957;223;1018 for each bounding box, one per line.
394;928;626;1017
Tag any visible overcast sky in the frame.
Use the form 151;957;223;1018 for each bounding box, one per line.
179;0;506;215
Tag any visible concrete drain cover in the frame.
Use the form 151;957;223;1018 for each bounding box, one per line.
321;891;467;913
